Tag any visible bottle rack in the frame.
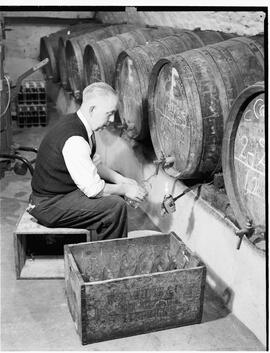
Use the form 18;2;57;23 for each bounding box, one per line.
16;81;47;127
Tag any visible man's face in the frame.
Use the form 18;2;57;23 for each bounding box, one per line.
89;95;118;131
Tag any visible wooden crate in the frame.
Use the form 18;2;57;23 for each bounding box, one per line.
14;210;91;279
64;232;206;345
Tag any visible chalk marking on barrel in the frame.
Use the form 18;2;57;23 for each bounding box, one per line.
238;135;248;161
253;98;264;120
156;107;189;129
256;154;265;169
235;156;265;176
243;109;253;122
243;170;264;199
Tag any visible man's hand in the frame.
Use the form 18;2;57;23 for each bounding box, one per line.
121;176;138;186
92;154;102;167
123;183;147;203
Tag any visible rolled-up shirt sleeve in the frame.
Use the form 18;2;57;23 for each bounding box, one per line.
62;136;105;197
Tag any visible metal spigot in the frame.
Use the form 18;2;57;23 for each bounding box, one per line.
153;153;176;176
235;218;254;250
160;183;202;216
161;194;175;215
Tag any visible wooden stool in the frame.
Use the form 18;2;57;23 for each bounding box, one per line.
14;210;93;279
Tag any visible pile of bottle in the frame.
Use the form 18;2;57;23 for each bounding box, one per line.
82;246;190;282
17;81;47;127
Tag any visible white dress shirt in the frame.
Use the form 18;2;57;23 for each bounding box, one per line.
62;109;105;197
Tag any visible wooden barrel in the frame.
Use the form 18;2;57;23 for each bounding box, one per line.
222;82;265;230
115;30;236;140
65;24;139;100
39;22;103;82
83;30;149;87
148;37;264;179
82;27;186;88
57;24;106;89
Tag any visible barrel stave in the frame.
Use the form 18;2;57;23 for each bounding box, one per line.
177;49;224;175
217;39;264;87
193;29;224;44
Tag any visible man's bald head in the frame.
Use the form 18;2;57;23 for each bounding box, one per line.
82;82;118;106
80;82;118;131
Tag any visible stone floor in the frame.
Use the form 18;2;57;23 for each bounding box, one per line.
0;106;265;350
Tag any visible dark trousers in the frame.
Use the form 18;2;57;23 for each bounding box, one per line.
28;189;128;241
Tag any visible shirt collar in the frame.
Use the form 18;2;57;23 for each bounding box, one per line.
77;109;93;138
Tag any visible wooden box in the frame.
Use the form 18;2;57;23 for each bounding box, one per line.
14;210;91;279
64;232;206;345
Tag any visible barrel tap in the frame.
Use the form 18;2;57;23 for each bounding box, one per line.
235;218;254;250
153;152;176;176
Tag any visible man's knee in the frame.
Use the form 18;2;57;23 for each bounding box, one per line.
110;195;127;213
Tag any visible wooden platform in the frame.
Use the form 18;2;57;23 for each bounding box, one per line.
14;210;91;279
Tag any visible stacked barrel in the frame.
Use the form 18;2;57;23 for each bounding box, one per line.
145;36;265;245
114;29;235;140
40;21;106;82
40;24;236;102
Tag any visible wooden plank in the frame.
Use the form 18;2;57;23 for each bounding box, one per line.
16;211;89;235
81;267;205;344
1;11;95;19
64;246;84;341
13;233;26;279
13;211;27;278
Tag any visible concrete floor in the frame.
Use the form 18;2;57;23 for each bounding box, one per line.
0;106;265;350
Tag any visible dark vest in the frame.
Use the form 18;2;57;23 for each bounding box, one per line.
31;113;96;197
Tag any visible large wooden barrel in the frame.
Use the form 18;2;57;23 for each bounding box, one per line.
83;27;187;88
58;24;106;89
83;30;149;87
115;30;235;140
65;24;139;100
222;82;265;231
39;22;103;82
148;37;264;179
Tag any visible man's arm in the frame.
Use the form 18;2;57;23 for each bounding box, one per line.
62;136;146;202
96;162;135;185
62;136;106;197
95;161;146;201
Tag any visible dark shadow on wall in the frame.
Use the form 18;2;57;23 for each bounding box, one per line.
185;184;202;240
203;265;235;317
202;282;231;323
